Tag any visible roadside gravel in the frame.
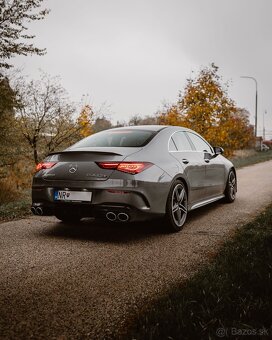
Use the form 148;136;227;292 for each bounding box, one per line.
0;160;272;339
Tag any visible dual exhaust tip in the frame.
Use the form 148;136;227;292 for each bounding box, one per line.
106;212;129;222
31;206;129;221
31;206;43;216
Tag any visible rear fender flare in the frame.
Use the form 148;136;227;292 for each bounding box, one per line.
166;175;190;210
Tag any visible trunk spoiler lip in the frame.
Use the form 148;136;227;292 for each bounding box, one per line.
48;147;144;158
48;150;123;156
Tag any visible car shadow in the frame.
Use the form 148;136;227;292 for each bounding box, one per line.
41;217;167;244
40;200;225;244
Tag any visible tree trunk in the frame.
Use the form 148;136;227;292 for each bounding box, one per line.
33;145;38;164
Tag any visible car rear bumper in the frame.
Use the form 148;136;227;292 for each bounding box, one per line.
31;175;171;221
30;201;162;222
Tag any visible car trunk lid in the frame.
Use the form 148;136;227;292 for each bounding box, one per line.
42;147;142;181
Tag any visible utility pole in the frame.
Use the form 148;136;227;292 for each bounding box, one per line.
263;110;267;140
240;76;258;137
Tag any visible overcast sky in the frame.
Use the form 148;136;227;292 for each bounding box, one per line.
13;0;272;138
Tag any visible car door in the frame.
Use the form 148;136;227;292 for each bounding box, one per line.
169;131;207;204
186;132;225;198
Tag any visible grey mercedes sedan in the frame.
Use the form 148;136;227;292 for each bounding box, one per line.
31;125;237;232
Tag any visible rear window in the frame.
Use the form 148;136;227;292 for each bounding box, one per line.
71;129;157;148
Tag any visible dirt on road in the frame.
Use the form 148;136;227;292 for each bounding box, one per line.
1;160;272;339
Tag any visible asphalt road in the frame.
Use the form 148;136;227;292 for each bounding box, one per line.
1;160;272;339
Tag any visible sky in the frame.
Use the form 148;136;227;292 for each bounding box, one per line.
13;0;272;139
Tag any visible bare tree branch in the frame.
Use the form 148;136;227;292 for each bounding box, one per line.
15;72;81;163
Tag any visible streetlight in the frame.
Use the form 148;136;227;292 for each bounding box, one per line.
240;76;258;137
263;110;267;140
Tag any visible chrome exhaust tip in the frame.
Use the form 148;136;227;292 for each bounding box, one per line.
36;207;43;216
117;213;129;222
106;212;117;221
31;207;36;215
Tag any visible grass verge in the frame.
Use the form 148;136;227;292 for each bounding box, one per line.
123;204;272;339
0;190;31;222
231;149;272;169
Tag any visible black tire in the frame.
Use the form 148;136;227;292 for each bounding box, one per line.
165;180;188;232
224;169;237;203
55;210;82;223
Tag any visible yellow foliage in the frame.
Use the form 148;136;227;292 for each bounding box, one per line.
77;105;94;137
159;105;183;126
158;64;254;156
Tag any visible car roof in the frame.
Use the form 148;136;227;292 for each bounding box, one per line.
107;125;191;132
107;125;166;132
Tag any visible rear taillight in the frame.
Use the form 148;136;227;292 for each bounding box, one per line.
96;162;120;170
36;162;57;172
117;162;153;174
97;162;153;174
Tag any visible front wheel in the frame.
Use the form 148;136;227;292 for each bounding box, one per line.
224;170;237;203
165;180;188;232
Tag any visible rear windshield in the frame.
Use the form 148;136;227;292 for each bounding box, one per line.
71;129;157;148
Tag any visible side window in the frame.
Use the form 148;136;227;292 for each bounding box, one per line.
169;137;177;151
171;132;193;151
186;133;213;153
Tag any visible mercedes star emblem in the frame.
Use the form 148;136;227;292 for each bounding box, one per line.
69;164;78;174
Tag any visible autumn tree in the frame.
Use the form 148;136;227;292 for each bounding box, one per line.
77;104;95;137
227;108;254;150
16;73;80;164
0;0;49;69
158;64;254;155
157;103;183;126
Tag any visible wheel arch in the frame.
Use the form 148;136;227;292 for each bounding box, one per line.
170;174;190;200
164;174;189;213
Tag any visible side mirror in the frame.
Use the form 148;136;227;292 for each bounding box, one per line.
213;146;224;156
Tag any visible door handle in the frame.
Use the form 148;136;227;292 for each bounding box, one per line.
205;159;210;163
182;159;189;164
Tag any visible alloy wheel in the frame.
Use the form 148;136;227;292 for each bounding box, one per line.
171;183;187;227
228;171;236;200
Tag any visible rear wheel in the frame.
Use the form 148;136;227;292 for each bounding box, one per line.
165;180;188;232
224;170;236;203
55;210;82;223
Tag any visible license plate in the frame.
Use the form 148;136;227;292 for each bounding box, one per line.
54;190;92;202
